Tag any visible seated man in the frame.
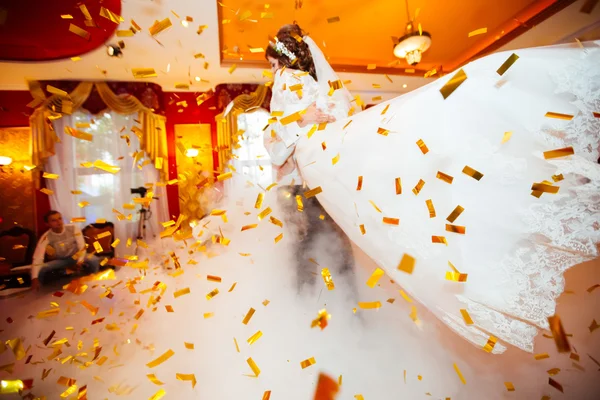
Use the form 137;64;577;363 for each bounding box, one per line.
31;210;100;290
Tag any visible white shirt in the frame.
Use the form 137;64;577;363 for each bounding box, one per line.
31;224;86;279
263;133;302;186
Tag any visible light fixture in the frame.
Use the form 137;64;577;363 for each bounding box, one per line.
0;156;12;166
195;76;200;82
393;0;431;66
185;148;199;157
106;44;123;57
402;84;408;88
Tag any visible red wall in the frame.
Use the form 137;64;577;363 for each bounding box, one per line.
162;92;219;219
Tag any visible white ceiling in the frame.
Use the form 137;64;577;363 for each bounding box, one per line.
0;0;597;102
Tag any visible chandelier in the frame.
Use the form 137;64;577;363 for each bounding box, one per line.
393;1;432;66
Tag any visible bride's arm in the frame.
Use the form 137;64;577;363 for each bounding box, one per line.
264;131;294;166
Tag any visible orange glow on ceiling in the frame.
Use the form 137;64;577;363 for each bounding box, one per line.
218;0;574;75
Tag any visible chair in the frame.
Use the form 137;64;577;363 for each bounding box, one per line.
0;226;36;295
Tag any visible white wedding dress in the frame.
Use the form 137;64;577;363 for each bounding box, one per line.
286;41;600;353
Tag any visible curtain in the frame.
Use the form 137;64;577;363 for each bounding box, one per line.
29;81;169;181
45;110;168;249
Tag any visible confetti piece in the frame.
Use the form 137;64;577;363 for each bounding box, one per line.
332;153;340;165
534;353;550;360
43;172;59;179
426;199;436;218
462;166;484;180
504;382;515;391
321;268;335;290
269;216;283;227
69;24;90;40
147;374;164;385
446;224;466;234
206;288;219;300
131;68;158;79
397;254;415;274
296;195;304;212
497;53;519;76
313;373;339;400
176;373;197;388
262;391;271;400
453;363;466;384
243;308;256;325
274;233;284;243
544;112;574;121
543;146;574;159
440;69;467;99
483;336;498;353
149;389;166;400
217;172;233;181
548;315;570;353
356;176;363;191
531;183;559;194
40;188;54;196
247;357;261;377
149;18;172;36
255;193;264;209
416;139;429;154
247;331;263;345
412;179;425;195
468;27;487;37
382;217;399;225
311;309;331;330
174;288;190;298
327;16;340;23
229;282;237;292
366;268;385;288
305;186;322;199
501;131;513;143
359;225;366;235
436;171;454;184
358;301;381;309
146;349;174;368
241;224;258;231
460;309;474;325
300;357;316;369
548;377;563;393
395;177;402;194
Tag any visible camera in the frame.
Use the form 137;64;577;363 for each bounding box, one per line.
130;186;148;197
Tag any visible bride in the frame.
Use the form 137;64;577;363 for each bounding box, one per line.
265;24;600;354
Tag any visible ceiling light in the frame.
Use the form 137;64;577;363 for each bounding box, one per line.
185;149;199;157
402;84;407;88
195;76;200;82
0;156;12;166
181;20;189;28
393;0;431;66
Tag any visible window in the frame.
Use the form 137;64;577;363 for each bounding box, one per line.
70;111;145;223
230;109;274;189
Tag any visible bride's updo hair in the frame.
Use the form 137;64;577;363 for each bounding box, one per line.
265;23;318;81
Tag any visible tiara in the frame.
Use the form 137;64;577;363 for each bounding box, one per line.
270;39;297;61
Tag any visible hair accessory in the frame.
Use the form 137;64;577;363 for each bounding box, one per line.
270;39;297;61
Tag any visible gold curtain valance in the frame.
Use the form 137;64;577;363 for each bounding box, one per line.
29;81;168;180
215;85;269;171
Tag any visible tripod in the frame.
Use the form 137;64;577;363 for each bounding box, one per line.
136;204;151;240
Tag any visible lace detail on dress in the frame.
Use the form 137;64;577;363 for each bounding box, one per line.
441;310;508;354
465;46;600;351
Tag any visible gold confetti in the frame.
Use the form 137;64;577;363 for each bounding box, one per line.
590;319;600;333
366;268;385;288
300;357;316;369
440;69;467;99
254;193;264;209
149;389;166;400
149;18;172;36
269;216;283;228
544;112;574;120
327;16;340;23
358;301;381;309
531;183;559;194
497;53;519;76
311;309;331;330
313;373;339;399
446;224;466;234
432;236;448;245
206;288;219;300
534;353;550;360
359;225;366;235
174;288;191;298
504;382;515;391
99;6;123;23
382;217;399;225
274;233;284;243
468;27;488;37
217;171;233;181
43;172;59;179
453;363;466;384
69;24;90;40
412;179;425;195
176;373;197;388
241;224;258;231
436;171;454;184
426;199;436;218
462;166;484;180
247;357;261;377
147;374;164;385
395;177;402;194
332;153;340;165
366;64;376;70
416;139;429;154
460;309;474;325
65;126;93;141
40;188;54;196
397;254;415;274
543;146;574;159
247;331;263;345
446;205;464;223
229;282;237;292
501;131;513;143
548;377;563;393
146;349;174;368
321;268;335;290
356;176;363;190
131;68;158;79
305;186;322;198
483;336;498;353
242;308;256;325
548;315;571;353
